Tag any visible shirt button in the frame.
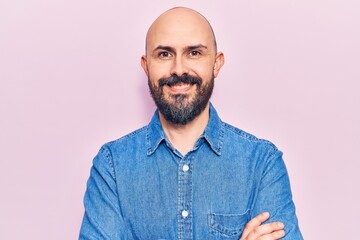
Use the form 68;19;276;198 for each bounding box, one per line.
182;164;189;172
182;210;189;218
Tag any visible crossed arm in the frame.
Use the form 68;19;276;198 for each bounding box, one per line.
240;212;285;240
80;147;302;239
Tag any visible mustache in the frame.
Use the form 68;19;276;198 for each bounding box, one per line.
158;75;202;87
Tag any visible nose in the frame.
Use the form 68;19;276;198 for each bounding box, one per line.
170;56;189;76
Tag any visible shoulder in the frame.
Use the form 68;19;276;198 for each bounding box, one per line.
99;126;148;158
222;122;279;156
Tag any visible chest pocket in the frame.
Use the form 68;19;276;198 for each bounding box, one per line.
208;210;250;238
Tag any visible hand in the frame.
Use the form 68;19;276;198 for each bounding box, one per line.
239;212;285;240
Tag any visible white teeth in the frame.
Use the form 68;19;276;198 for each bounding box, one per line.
171;83;190;89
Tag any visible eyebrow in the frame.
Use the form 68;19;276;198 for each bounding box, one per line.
186;44;208;51
153;45;175;53
152;44;208;53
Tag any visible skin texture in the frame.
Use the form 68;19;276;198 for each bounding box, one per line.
141;7;285;239
240;212;285;240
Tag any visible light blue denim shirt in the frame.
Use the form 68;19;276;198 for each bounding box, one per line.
80;104;303;239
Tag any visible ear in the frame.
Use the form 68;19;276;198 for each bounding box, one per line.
141;55;149;76
213;52;225;78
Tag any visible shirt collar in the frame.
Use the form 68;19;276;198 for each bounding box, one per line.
146;103;224;156
146;110;166;156
202;103;224;156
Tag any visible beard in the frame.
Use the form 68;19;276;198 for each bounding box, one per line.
148;74;214;125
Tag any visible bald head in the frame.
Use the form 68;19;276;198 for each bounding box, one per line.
145;7;217;55
141;7;225;125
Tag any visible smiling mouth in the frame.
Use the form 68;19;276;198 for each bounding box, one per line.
165;82;195;93
169;82;192;89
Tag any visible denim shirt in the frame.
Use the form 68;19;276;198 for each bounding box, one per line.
80;104;303;239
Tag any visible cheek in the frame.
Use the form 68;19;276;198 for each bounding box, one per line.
192;60;215;78
148;61;172;79
196;68;214;82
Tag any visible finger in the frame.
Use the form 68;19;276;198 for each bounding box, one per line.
246;222;285;240
240;212;270;239
257;230;285;240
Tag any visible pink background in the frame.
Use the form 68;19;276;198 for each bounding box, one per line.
1;1;359;239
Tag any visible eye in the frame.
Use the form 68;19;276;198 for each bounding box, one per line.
189;50;201;57
158;51;171;58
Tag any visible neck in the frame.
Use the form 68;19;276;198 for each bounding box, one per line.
159;103;210;156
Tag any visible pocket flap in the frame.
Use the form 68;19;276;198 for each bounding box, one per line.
208;210;250;236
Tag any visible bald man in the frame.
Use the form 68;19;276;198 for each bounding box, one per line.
79;7;303;240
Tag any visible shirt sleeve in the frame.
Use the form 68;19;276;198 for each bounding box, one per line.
251;149;304;239
79;146;126;240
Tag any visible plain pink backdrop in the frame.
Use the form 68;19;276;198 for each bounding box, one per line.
1;1;359;239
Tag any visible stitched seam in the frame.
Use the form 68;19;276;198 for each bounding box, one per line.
108;126;147;145
100;146;116;180
223;123;277;151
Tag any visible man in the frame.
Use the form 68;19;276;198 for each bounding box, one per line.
80;7;303;240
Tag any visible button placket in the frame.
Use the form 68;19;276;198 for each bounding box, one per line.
177;156;193;240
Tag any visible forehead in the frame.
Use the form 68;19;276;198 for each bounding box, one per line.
146;9;215;51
